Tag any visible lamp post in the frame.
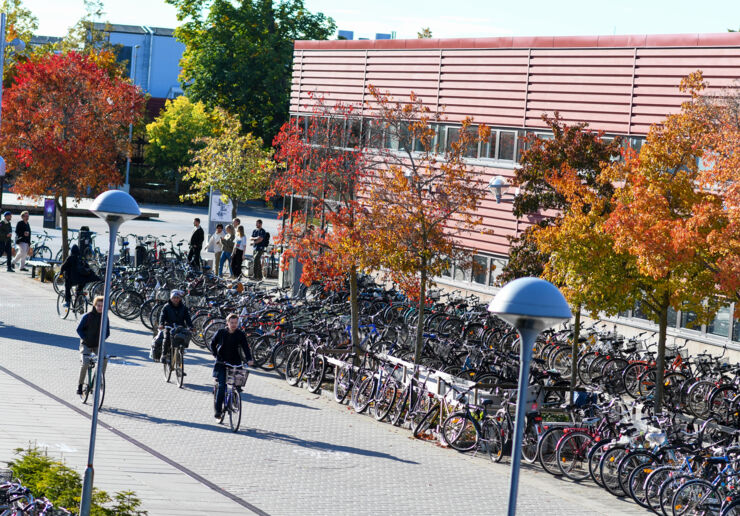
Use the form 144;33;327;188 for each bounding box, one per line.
488;277;571;516
79;190;140;516
488;175;508;203
123;45;140;193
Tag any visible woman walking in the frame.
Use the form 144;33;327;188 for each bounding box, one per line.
219;224;235;277
13;211;31;271
230;226;247;278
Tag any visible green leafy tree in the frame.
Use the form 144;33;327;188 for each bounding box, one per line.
145;96;228;192
180;110;274;217
167;0;336;142
0;0;37;84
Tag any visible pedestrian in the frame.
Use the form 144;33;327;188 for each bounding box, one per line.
249;219;268;281
219;224;235;278
230;226;247;279
188;217;204;270
0;211;13;272
13;211;31;271
210;313;253;419
76;295;110;395
206;223;224;274
232;217;241;235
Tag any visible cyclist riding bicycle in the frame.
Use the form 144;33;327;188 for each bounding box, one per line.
210;313;253;419
76;295;109;395
152;290;193;362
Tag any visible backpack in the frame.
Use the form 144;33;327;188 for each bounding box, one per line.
76;257;93;278
262;231;270;247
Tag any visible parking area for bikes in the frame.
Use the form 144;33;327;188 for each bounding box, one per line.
0;271;648;515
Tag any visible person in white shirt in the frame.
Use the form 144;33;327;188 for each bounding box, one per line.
230;226;247;278
207;224;224;274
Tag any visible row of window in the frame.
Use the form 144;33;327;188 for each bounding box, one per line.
439;254;507;288
292;115;645;165
620;301;740;342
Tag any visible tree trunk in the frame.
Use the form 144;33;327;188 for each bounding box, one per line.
569;306;581;405
59;195;69;261
231;199;238;220
414;257;427;366
653;294;670;413
349;265;361;362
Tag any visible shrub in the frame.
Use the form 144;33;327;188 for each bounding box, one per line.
7;445;147;516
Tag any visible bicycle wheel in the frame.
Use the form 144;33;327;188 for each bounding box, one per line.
617;450;657;497
53;271;65;294
72;294;88;320
627;458;658;509
600;445;628;496
139;299;158;330
589;440;612;487
251;336;275;370
481;418;504;463
272;342;295;379
79;369;92;404
389;387;410;426
305;354;326;394
671;479;719;516
284;348;304;386
622;362;648;399
333;365;353;403
556;431;593;481
57;292;71;319
645;466;678;514
228;389;242;432
538;427;566;476
174;348;185;388
441;412;479;452
721;498;740;516
97;372;106;410
373;380;397;422
521;424;540;464
351;375;375;414
163;349;173;383
413;402;441;440
660;474;693;516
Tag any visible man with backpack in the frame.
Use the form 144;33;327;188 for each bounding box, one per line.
249;219;269;281
60;245;99;306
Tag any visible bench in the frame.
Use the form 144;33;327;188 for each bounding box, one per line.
26;259;61;282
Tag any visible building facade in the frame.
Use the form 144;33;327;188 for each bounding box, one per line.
288;33;740;348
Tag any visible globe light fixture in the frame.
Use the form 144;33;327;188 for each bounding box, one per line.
488;175;508;203
488;277;571;516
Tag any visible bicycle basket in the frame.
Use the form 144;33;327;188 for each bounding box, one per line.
171;328;191;348
227;369;249;388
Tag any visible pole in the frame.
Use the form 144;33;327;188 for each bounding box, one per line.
507;325;537;516
0;13;6;211
124;46;139;191
79;221;120;516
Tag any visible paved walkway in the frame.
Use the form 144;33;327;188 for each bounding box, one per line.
0;271;648;515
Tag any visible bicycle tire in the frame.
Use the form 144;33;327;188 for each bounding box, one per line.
229;390;242;432
333;364;353;403
351;375;375;414
139;299;157;330
251;336;275;370
617;450;657;498
57;292;71;319
589;440;613;487
284;348;304;386
626;458;659;509
389;386;409;426
622;362;648;399
272;342;295;379
521;424;540;464
599;444;628;496
659;474;693;516
441;412;479;452
413;402;441;440
373;380;397;421
174;348;185;388
97;372;106;410
721;498;740;516
163;349;173;383
53;271;65;294
305;354;326;394
556;431;593;481
538;427;566;476
644;466;678;514
671;479;719;516
482;418;504;463
80;370;92;404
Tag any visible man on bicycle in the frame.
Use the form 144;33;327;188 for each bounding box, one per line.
210;313;253;419
152;290;193;362
76;295;109;395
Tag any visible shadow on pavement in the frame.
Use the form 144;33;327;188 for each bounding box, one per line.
102;407;237;435
186;382;319;411
0;323;79;349
241;428;418;464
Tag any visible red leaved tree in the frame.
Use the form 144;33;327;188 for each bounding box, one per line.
0;51;145;258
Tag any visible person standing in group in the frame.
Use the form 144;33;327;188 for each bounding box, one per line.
232;218;241;236
76;295;110;395
13;211;31;271
0;211;13;272
206;224;224;274
219;224;235;278
188;217;204;270
250;219;268;281
230;226;247;278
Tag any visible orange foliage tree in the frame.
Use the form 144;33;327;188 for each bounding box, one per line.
271;96;374;353
0;51;145;258
603;72;732;410
364;86;491;364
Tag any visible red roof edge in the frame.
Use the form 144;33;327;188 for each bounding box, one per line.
294;32;740;51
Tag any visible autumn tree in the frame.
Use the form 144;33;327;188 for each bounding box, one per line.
146;96;229;193
417;27;432;38
603;72;731;410
271;97;373;354
167;0;335;143
364;86;490;364
499;114;622;282
0;51;145;259
181;110;274;217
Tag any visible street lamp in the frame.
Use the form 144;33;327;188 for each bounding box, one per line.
123;44;140;193
79;190;140;516
488;175;508;203
488;277;571;516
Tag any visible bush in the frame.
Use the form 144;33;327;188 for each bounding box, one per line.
7;445;147;516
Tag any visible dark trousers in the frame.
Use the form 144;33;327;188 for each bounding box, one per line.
231;248;244;278
1;241;11;270
253;247;265;280
213;363;227;413
188;245;202;269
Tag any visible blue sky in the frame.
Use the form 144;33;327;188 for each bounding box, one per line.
26;0;740;39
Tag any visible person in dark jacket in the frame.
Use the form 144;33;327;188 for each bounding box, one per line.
210;313;253;418
0;211;13;272
13;211;31;271
188;217;204;270
60;245;98;305
76;296;110;395
151;290;193;361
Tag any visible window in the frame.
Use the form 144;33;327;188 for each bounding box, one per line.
441;258;452;278
633;300;649;320
364;118;385;148
444;126;459;153
498;131;516;161
453;263;469;282
667;306;677;328
346;119;361;148
472;255;488;285
483;131;497;159
708;305;731;338
733;318;740;342
462;126;478;158
488;257;506;287
680;308;699;330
